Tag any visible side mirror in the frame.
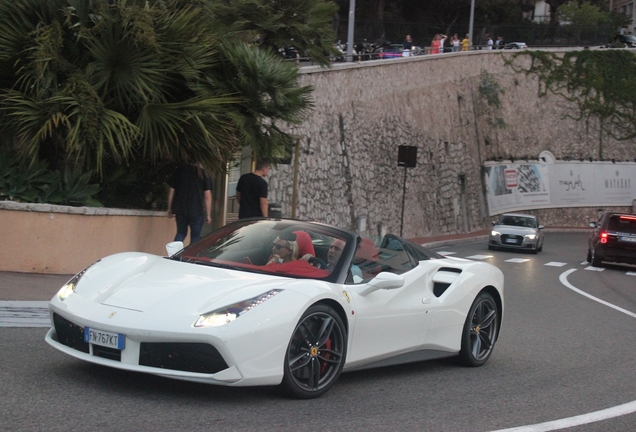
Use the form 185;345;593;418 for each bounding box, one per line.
589;222;597;228
538;225;544;230
491;221;496;226
166;241;184;257
357;272;405;296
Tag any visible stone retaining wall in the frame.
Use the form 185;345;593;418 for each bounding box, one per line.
268;50;635;237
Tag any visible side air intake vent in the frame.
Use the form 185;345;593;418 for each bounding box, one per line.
432;268;463;298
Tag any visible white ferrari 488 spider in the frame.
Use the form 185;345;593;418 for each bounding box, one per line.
46;218;504;398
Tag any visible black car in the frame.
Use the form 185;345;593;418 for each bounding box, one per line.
588;213;636;267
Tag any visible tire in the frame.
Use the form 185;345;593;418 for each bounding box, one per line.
280;304;347;399
591;248;603;267
458;292;499;367
586;249;592;263
537;241;543;252
488;245;495;251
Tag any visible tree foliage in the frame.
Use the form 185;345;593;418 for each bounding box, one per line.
0;0;321;182
507;50;636;159
209;0;340;67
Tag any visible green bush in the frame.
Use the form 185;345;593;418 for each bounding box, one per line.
0;153;102;207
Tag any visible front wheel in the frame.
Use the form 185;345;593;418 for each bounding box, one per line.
280;304;347;399
458;292;499;367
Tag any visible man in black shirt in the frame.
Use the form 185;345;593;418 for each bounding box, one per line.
236;159;271;219
167;163;213;244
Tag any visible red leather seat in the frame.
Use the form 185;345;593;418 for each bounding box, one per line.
294;231;315;257
357;238;378;260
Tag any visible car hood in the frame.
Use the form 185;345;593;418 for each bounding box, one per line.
493;225;537;235
73;252;294;314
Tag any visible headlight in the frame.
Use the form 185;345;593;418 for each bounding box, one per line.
57;264;95;301
491;230;501;236
525;234;537;240
194;289;283;328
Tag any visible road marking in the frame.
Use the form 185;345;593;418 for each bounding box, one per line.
544;262;567;267
627;271;636;277
584;266;605;272
505;258;530;263
492;400;636;431
437;251;456;256
0;301;50;327
490;269;636;431
559;269;636;318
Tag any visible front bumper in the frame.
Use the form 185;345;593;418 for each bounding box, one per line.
45;293;301;387
489;234;538;250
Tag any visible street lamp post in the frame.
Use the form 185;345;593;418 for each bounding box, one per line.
346;0;356;62
469;0;475;48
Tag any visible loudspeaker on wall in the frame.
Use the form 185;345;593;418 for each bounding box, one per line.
397;146;417;168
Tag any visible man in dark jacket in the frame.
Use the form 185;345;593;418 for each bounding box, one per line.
236;159;271;219
167;163;213;244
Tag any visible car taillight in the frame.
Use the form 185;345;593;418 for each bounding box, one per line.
619;215;636;221
600;232;608;244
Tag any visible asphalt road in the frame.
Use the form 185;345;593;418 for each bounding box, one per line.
2;232;636;431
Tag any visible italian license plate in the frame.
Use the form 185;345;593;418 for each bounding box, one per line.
620;236;636;243
505;238;518;244
84;327;125;350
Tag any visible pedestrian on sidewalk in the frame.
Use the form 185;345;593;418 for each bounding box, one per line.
167;163;213;244
236;158;271;219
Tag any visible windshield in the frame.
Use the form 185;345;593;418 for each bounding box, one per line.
174;220;353;280
608;215;636;234
498;215;536;228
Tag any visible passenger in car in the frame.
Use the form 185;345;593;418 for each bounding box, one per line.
267;235;299;265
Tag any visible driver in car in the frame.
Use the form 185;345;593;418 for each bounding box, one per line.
328;239;363;282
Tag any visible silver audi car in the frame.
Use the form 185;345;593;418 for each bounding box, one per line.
489;213;544;253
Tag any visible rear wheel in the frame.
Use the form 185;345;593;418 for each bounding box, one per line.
591;248;603;267
459;292;499;367
280;304;346;399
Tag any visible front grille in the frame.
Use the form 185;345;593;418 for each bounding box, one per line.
53;313;89;353
139;342;229;374
93;345;122;361
501;234;523;246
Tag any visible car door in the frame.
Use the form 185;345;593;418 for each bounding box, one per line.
345;238;436;365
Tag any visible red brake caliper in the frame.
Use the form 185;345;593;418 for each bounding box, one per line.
321;338;332;374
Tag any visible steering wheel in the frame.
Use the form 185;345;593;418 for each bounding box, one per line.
308;256;328;269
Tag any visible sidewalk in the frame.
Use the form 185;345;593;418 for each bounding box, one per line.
0;272;71;302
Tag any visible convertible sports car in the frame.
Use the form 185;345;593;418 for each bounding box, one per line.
46;219;504;398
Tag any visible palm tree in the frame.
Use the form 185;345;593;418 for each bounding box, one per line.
208;0;340;67
0;0;314;175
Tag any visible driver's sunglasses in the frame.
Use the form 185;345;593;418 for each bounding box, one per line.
273;243;290;251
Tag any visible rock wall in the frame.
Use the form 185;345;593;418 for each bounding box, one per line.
268;50;635;237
